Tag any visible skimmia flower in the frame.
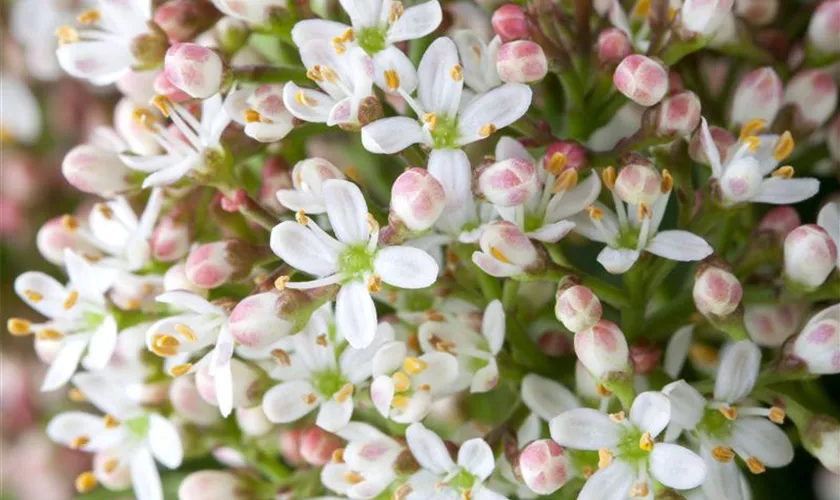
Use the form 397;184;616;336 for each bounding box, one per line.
275;158;346;215
453;30;503;95
817;200;840;269
270;179;439;348
226;84;296;143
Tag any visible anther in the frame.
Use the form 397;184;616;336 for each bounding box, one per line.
629;481;649;498
489;246;511;264
76;9;101;24
403;357;428;375
587;205;603;221
103;414;119;428
23;289;43;302
545;152;567;176
316;334;328;346
168;363;193;377
307;65;324;82
773;131;794;162
331;38;346;54
771;166;794;179
71;435;90;449
55;26;79;44
478;124;497;138
711;445;735;463
367;274;382;293
601;166;616;191
62;290;79;310
388;2;405;23
7;318;32;336
344;471;364;484
768;406;786;424
295;209;310;225
637;202;651;220
552;169;578;193
392;371;411;392
661;169;673;193
61;214;79;231
132;108;157;129
37;329;64;341
449;64;463;82
274;276;290;290
332;448;345;463
103;458;119;474
151;95;172;117
595;383;612;397
75;471;97;493
608;411;625;423
271;349;291;366
746;456;766;474
392;395;410;409
718;405;738;421
303;393;318;405
334;383;355;403
638;432;654;452
295;90;315;107
743;136;760;153
597;448;613;469
423;112;437;131
174;324;197;342
383;69;400;91
739;119;766;141
69;388;86;403
243;109;261;123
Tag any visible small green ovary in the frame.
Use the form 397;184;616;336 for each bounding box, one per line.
84;311;106;330
125;415;150;439
356;26;388;54
697;408;733;440
523;213;545;233
615;427;649;464
429;115;460;150
312;369;346;398
615;227;640;250
338;244;376;282
448;468;475;491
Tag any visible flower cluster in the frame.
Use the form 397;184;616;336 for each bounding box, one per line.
3;0;840;499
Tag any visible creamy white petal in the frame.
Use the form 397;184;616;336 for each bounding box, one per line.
482;300;505;354
578;461;635;500
699;118;723;178
291;19;350;46
549;408;620;450
41;337;88;392
72;372;139;420
244;121;295;142
14;271;68;319
361;117;424;153
372;340;407;375
370;375;396;417
457;84;532;145
283;83;334;123
713;340;761;403
649;443;706;490
56;41;130;85
818;201;840;246
700;447;746;500
471;485;510;500
64;249;116;302
646;230;713;261
131;446;163;500
413;352;459;393
428;149;476;233
418;37;463;116
82;315;118;371
270;221;340;277
629;391;671;438
387;1;442;42
374;246;439;289
731;418;794;467
276;190;325;214
661;380;705;431
373;46;418;94
156;290;221;315
46;412;106;449
528;220;576;243
752;178;820;204
494;136;533;163
470;357;499;393
458;438;494;480
664;325;694;378
406;422;457;475
324;179;370;244
521;374;581;421
472;252;522;277
316;397;354;432
545;173;603;222
214;358;234;417
597;247;641;274
336;282;378;349
148;414;183;469
262;380;321;423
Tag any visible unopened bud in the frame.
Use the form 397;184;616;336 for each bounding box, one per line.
629;338;662;375
792;305;840;375
169;376;220;426
613;55;669;107
519;439;570;495
164;43;225;99
807;0;840;55
598;28;632;66
543;140;588;171
474;221;542;277
153;0;222;44
36;217;102;266
745;303;805;347
614;161;662;206
62;144;135;196
757;206;801;241
279;429;305;465
681;0;734;35
153;72;191;103
574;320;630;379
802;415;840;474
130;24;169;71
195;358;262;409
390;168;446;231
555;285;602;333
300;426;344;466
229;291;294;348
784;225;837;290
185;240;266;289
730;67;783;126
496;41;548;83
735;0;779;26
151;213;191;262
652;90;701;137
178;470;250;500
782;69;838;130
478;158;539;207
491;4;528;42
828;115;840;162
693;266;743;317
689;124;735;165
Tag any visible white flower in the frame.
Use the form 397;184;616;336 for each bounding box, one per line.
698;118;819;207
55;0;152;85
225;84;296;143
275;158;346;215
13;250;119;391
87;189;164;273
261;306;394;432
10;0;75;81
417;299;505;393
550;391;707;499
521;373;581;423
120;94;231;188
369;340;459;423
406;422;510;500
321;422;405;499
0;74;42;143
270;179;439;348
453;30;502;94
817;200;840;269
46;372;183;500
145;291;236;416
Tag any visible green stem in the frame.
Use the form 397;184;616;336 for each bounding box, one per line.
502;280;521;311
621;262;647;338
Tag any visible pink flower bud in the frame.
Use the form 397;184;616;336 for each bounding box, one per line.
185;242;235;288
390;168;446;231
829;115;840;162
598;28;632;65
279;429;306;465
62;144;134;195
474;221;541;277
735;0;779;26
179;471;249;500
719;157;763;203
784;225;838;289
782;70;839;129
745;303;805;347
629;338;662;375
614;162;662;206
536;330;573;357
555;285;602;333
163;263;208;297
151;214;191;262
653;90;702;137
757;206;801;241
574;320;630;379
519;440;570;495
496;41;548;83
543;140;588;171
613;55;669;107
153;71;191;103
689;124;735;165
195;358;261;409
154;0;222;43
792;305;840;374
693;266;743;317
169;376;220;426
164;43;225;99
478;158;538;207
236;406;273;437
808;0;840;54
491;4;528;42
681;0;734;35
229;291;294;348
730;67;783;126
299;426;343;466
36;217;102;266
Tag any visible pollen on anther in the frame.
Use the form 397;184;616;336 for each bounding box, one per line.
423;112;438;131
597;448;613;469
243;109;261;123
37;328;64;341
743;136;761;153
55;26;79;44
75;471;97;493
403;357;428;375
608;411;625;423
295;90;315;107
768;406;786;424
295;209;310;225
392;394;410;409
629;481;649;498
771;166;794;179
478;124;496;138
746;456;766;474
552;169;578;193
586;205;603;221
661;169;673;193
7;318;32;336
773;132;794;161
545;152;567;176
23;289;43;302
103;458;119;474
69;388;86;403
316;333;328;346
103;414;119;428
638;432;654;451
383;69;400;91
489;246;511;264
271;348;291;366
168;363;193;377
449;64;463;82
303;393;318;405
601;166;617;191
392;371;411;392
367;274;382;293
61;214;80;231
71;435;90;449
711;445;735;463
344;471;364;485
719;405;738;421
76;9;101;25
332;447;345;463
637;203;651;220
334;383;355;403
739;119;766;141
62;290;79;310
174;324;197;342
151;95;172;118
388;2;405;23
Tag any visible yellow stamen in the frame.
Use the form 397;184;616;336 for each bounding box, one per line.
768;406;786;424
103;458;119;474
331;37;346;54
271;348;291;366
608;411;625;423
688;343;718;365
598;448;613;469
392;395;410;409
7;318;32;336
773;131;794;161
423;112;438;131
632;0;650;18
407;332;420;352
75;471;97;493
711;445;735;463
403;357;428;375
76;9;101;24
667;6;677;20
56;26;79;44
307;65;324;82
552;169;578;193
545;152;567;176
661;169;673;193
61;215;79;231
168;363;193;377
334;383;355;403
489;246;510;264
392;371;411;392
478;124;497;138
771;165;794;179
581;466;594;478
639;432;654;452
388;1;404;23
37;329;65;341
174;324;197;342
69;388;86;403
243;109;261;123
274;275;290;291
23;290;43;302
103;414;119;428
595;383;612;397
295;90;315;107
587;205;603;221
629;481;649;498
383;69;400;91
743;136;760;153
418;383;431;392
132;108;157;129
719;405;738;421
295;209;310;225
71;435;90;449
367;274;382;293
332;448;345;463
746;456;766;474
303;393;318;405
429;334;454;353
449;64;463;82
96;204;113;219
637;202;651;220
316;333;328;346
366;213;379;234
62;290;79;310
344;471;364;485
601;166;617;190
151;95;171;118
739;119;766;141
320;66;339;83
340;28;355;42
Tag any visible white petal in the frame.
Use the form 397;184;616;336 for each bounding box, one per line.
316;397;354;432
494;136;533;163
276;190;325;214
413;352;459;393
597;247;640;274
473;252;522;277
373;46;418;94
14;271;67;318
72;372;138;420
731;418;794;467
335;421;391;442
545;173;603;222
528;220;576;243
818;201;840;246
214;358;234;417
664;325;693;379
482;300;505;354
374;246;439;289
321;463;351;495
283;83;334;123
361;117;424;153
714;340;761;403
387;1;442;42
578;462;635;500
700;447;745;500
699;118;722;177
340;328;392;382
457;84;532;144
549;408;620;450
141;158;196;188
324;179;370;244
649;443;706;490
270;221;339;277
131;447;163;500
370;375;396;417
406;422;457;475
418;37;463;115
64;249;116;302
244;121;294;142
291;19;349;46
56;42;129;85
521;374;581;421
470;357;499;393
646;230;713;261
457;438;495;481
428;149;476;232
148;414;183;469
155;290;220;315
661;380;705;431
336;282;378;349
752;178;820;204
629;391;671;438
372;340;407;375
472;485;510;500
41;337;88;392
46;412;106;449
262;380;320;423
82;315;118;370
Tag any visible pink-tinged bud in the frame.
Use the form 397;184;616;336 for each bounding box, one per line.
653;90;702;137
719;157;763;203
782;70;839;129
229;291;294;348
62;144;134;195
689;124;735;165
496;41;548;83
598;28;632;65
185;240;267;289
163;263;208;297
681;0;734;35
279;429;305;465
299;426;343;466
745;303;805;347
792;305;840;375
164;43;225;99
784;225;838;289
94;449;132;490
574;320;630;379
154;0;222;43
478;158;538;207
574;360;605;400
536;330;573;356
808;0;840;54
555;285;602;333
491;4;528;42
178;471;249;500
474;221;542;277
829;115;840;162
613;55;669;107
390;168;446;231
36;217;103;266
730;67;783;126
693;266;743;317
734;0;778;26
195;358;262;409
757;206;801;241
519;440;570;495
153;72;191;103
543;140;588;171
151;214;191;262
614;162;662;206
629;338;662;375
802;415;840;474
114;98;162;156
169;376;220;426
236;406;273;437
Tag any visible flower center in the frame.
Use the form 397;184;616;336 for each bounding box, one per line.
615;427;650;464
615;227;640;249
338;243;376;282
447;468;475;491
429;115;460;150
312;369;347;398
356;26;388;54
84;311;105;331
124;415;150;439
697;408;733;440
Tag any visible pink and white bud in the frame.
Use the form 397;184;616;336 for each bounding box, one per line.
474;221;541;277
195;358;262;409
629;338;662;375
185;242;236;288
164;43;225;99
719;157;763;203
153;71;191;103
654;90;702;137
757;206;801;241
782;69;839;129
555;285;602;333
730;67;783;126
299;426;343;466
574;320;630;379
681;0;734;35
829;115;840;162
803;415;840;474
519;440;570;495
36;217;102;266
744;303;805;347
178;471;249;500
163;263;208;296
792;305;840;375
390;168;446;231
689;123;735;165
151;214;191;262
236;406;273;437
734;0;779;26
169;376;220;426
543;140;588;171
154;0;222;44
229;292;294;348
491;4;529;42
536;330;573;357
279;429;305;466
784;225;838;289
478;158;539;207
61;144;134;195
598;28;632;66
807;0;840;54
613;55;669;107
496;41;549;83
693;266;743;317
614;162;662;206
